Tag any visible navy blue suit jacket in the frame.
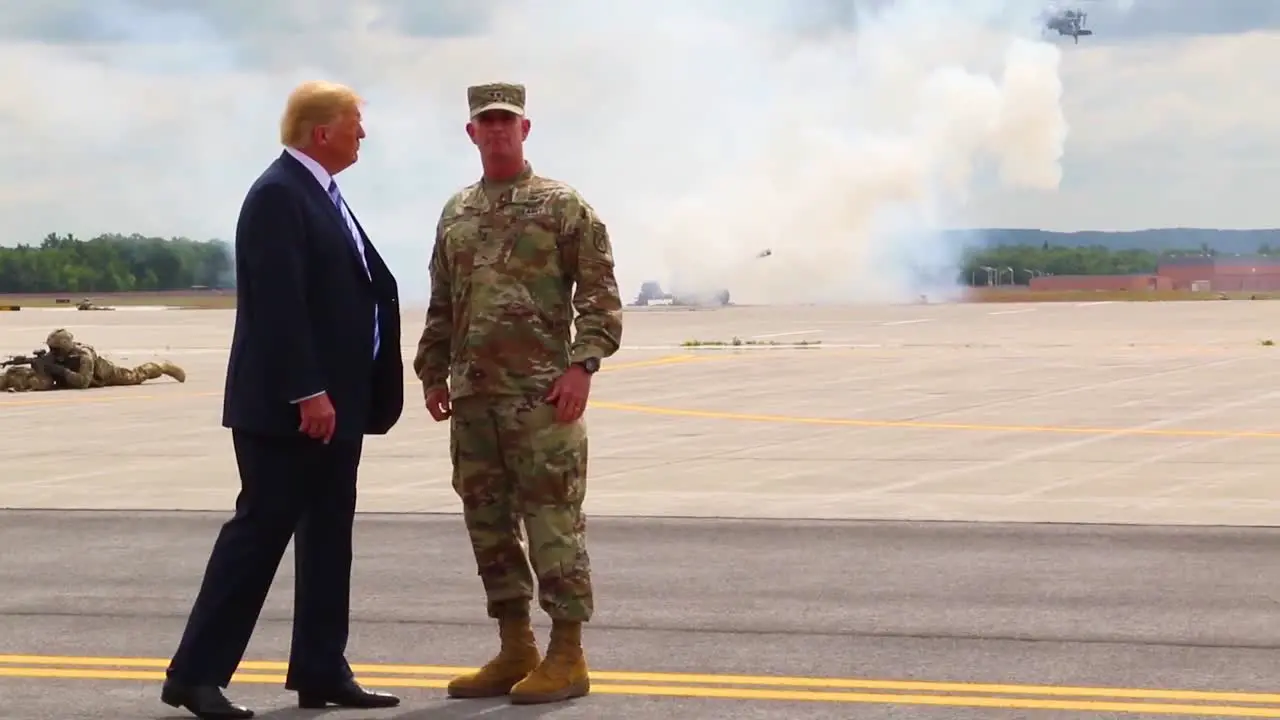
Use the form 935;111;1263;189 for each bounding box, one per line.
222;150;404;441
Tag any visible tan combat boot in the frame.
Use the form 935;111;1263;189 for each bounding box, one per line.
509;620;589;705
159;361;186;383
447;613;541;698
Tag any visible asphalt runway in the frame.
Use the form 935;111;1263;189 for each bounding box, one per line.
2;300;1279;718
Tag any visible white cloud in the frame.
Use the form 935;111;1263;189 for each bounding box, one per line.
0;0;1272;303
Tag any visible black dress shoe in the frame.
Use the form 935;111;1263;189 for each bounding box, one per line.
160;679;255;719
297;679;401;709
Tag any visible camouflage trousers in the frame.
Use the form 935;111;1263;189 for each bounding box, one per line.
96;360;177;386
449;394;593;623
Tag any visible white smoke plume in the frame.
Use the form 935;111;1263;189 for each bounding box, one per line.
650;0;1070;304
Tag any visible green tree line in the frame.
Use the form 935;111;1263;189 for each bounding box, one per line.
961;243;1277;286
0;233;234;293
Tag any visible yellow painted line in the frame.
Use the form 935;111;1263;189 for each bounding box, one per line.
0;355;713;408
591;401;1280;440
2;666;1280;716
598;355;718;371
2;655;1279;705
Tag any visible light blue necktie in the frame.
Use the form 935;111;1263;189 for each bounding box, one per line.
327;180;361;257
327;179;381;358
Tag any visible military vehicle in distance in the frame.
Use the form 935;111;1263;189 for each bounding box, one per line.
631;248;771;308
632;281;730;308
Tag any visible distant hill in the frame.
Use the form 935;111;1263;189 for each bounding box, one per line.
946;228;1280;254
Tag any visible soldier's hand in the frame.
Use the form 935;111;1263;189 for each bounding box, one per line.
298;392;337;444
425;386;452;422
546;366;591;423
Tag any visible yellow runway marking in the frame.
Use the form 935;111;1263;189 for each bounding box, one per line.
598;355;720;371
2;656;1280;716
0;355;716;408
592;401;1280;440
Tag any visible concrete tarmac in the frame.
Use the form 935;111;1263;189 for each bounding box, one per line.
4;512;1280;719
3;302;1280;524
2;301;1279;717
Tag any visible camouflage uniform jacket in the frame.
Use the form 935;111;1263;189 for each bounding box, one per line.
51;342;100;389
414;163;623;400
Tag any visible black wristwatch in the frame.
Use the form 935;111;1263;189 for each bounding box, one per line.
574;357;600;374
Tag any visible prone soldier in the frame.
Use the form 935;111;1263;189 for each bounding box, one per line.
414;82;623;705
0;328;186;392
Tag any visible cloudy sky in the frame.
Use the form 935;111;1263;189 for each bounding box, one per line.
0;0;1272;302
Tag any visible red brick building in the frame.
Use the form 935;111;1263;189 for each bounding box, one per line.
1025;256;1280;293
1156;255;1280;292
1029;274;1170;292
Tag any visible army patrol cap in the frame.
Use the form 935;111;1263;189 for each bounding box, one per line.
467;82;526;119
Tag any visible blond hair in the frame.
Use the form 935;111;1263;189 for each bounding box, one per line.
279;81;363;148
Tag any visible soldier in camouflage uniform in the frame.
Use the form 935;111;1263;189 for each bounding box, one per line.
0;328;186;392
413;82;623;706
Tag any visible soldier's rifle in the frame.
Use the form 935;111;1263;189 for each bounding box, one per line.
0;348;48;367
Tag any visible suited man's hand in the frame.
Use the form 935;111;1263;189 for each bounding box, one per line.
299;393;337;444
424;386;451;422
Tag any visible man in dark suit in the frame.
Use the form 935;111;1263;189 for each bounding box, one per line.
161;80;405;719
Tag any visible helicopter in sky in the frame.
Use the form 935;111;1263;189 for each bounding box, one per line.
1042;2;1096;43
